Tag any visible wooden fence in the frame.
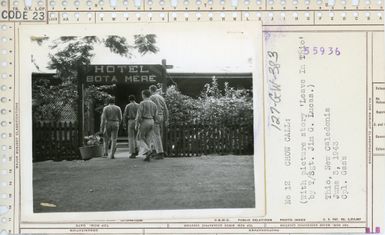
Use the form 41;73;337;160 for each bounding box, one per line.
164;119;254;157
33;119;253;161
33;121;79;162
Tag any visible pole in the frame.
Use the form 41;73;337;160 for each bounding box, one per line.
77;66;85;147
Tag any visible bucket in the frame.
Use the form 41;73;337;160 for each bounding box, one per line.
79;145;103;160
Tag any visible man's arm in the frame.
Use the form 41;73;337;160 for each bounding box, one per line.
118;107;123;124
122;105;128;129
160;97;169;124
135;104;143;130
100;107;106;133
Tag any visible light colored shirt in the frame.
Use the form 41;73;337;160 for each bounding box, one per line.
135;99;158;124
100;104;122;130
123;102;139;121
150;93;169;121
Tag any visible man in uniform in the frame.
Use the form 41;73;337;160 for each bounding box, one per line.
135;89;158;162
149;85;169;159
123;95;139;158
100;96;122;159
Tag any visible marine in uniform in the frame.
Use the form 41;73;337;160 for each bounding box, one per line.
100;96;122;159
135;89;159;162
123;95;139;158
149;85;169;159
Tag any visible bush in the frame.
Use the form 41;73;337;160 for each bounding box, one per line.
164;85;200;125
164;78;253;127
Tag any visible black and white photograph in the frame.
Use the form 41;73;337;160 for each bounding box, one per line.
20;23;264;216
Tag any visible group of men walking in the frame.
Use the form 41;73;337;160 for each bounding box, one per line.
100;85;168;161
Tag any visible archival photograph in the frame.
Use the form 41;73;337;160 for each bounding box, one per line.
21;23;263;215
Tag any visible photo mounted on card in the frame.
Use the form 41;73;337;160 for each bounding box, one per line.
18;22;265;222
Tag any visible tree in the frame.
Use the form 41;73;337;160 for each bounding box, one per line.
31;34;159;121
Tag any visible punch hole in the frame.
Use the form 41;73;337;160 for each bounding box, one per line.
0;133;6;139
0;97;6;103
24;0;32;7
0;194;6;198
0;229;8;235
0;206;7;214
0;121;6;127
0;182;6;187
0;109;6;115
0;170;6;175
0;145;6;151
49;0;56;6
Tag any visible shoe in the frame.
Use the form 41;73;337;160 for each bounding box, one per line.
154;153;164;160
150;150;157;158
129;154;137;159
143;151;151;162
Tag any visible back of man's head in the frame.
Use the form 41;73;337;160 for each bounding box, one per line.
128;95;136;102
142;89;151;98
149;85;158;93
108;96;115;104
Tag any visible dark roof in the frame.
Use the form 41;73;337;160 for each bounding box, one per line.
168;72;252;80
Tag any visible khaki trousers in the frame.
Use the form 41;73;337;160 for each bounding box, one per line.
104;121;119;158
137;119;154;156
153;115;164;154
127;120;137;154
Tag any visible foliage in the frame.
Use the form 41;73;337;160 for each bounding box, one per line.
163;85;200;124
164;78;253;127
199;79;253;125
134;34;159;55
84;134;102;146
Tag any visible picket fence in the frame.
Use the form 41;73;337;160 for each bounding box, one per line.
33;119;254;161
33;121;79;161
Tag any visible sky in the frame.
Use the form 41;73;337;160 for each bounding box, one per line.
28;28;256;74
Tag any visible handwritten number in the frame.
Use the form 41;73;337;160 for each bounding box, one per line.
328;47;333;55
335;47;341;55
320;47;325;55
313;47;318;55
267;51;279;61
304;47;309;55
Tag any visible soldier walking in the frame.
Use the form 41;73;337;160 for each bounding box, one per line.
149;85;169;160
136;89;159;162
100;96;122;159
123;95;139;158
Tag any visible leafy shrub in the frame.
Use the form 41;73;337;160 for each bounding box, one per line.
164;78;253;127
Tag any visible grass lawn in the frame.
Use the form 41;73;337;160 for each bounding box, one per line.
33;148;255;213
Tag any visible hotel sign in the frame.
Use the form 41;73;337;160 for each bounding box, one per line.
83;64;165;85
